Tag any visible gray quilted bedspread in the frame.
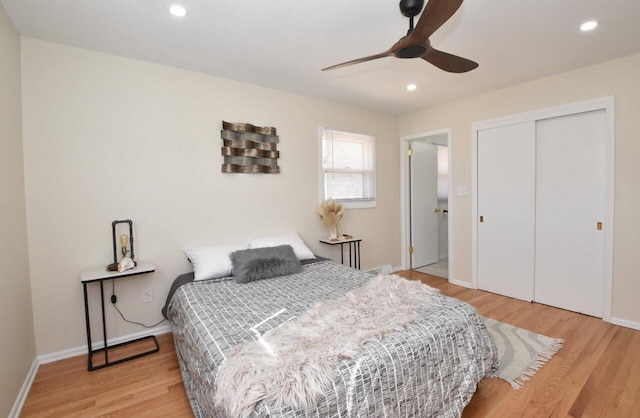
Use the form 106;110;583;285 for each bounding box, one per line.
166;261;498;418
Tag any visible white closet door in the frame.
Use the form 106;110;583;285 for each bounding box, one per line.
477;122;536;301
410;141;439;268
534;110;606;317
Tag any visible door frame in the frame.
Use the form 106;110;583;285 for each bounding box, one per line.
400;128;454;278
471;96;615;322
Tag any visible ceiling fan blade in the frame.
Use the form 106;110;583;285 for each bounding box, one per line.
410;0;464;42
322;52;392;71
422;47;478;73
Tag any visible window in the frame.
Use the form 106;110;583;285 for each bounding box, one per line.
319;127;376;209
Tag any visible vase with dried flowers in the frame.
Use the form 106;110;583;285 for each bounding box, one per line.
317;198;346;240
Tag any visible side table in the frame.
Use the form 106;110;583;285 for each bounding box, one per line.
319;237;362;269
81;261;159;371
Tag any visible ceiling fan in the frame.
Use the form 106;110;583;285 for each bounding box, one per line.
322;0;478;73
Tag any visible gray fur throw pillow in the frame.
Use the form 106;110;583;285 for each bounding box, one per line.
230;245;303;284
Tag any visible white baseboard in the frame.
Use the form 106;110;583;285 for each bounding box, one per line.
448;278;474;289
611;317;640;331
38;324;171;365
12;326;172;416
9;357;39;418
366;264;394;275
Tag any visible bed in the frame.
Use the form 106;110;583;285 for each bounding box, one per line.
164;249;498;418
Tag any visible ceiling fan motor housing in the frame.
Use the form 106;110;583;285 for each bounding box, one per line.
400;0;425;17
397;44;428;58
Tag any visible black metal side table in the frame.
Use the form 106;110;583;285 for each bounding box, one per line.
81;261;159;371
319;237;362;269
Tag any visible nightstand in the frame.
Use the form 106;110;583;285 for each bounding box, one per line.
81;261;159;371
319;237;362;269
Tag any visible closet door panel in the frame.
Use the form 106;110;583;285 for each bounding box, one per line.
534;110;606;317
477;122;536;301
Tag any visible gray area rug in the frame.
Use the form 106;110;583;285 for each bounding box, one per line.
482;316;564;389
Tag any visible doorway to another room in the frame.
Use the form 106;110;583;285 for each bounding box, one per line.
400;129;452;280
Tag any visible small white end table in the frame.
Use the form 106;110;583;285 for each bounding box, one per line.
319;237;362;269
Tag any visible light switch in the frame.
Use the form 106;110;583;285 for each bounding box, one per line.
457;186;467;196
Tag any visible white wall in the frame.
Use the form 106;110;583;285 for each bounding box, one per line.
20;38;400;356
18;27;640;363
400;53;640;325
0;3;35;416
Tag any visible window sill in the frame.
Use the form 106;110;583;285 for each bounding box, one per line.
338;200;376;210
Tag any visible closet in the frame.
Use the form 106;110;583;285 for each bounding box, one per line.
473;98;613;319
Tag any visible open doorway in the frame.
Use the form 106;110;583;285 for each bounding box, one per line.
400;129;452;280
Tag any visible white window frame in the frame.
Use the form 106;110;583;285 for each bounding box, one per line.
318;127;376;209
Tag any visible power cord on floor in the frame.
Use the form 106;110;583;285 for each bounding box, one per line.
111;279;166;328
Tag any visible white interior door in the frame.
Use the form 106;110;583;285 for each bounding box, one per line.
410;141;438;268
477;122;536;301
534;110;607;317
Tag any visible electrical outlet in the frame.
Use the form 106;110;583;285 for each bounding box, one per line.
143;288;152;303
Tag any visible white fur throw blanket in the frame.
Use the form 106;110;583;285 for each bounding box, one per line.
214;274;437;418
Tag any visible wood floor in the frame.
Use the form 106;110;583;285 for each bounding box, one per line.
21;271;640;417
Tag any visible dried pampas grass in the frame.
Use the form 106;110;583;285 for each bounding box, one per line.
317;199;345;228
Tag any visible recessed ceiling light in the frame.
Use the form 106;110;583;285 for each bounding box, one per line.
406;83;417;92
169;4;188;17
580;20;598;32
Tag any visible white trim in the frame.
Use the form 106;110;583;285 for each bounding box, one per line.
318;126;377;209
602;98;615;323
9;357;39;418
611;317;640;331
357;265;404;275
317;126;324;206
365;264;393;275
471;122;478;289
38;324;171;364
448;278;474;289
471;96;614;131
399;128;454;280
338;200;376;210
38;344;88;365
11;326;171;416
471;96;615;322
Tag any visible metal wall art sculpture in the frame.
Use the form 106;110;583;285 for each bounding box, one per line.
221;121;280;174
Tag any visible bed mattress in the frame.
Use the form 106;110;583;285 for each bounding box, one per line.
165;260;498;417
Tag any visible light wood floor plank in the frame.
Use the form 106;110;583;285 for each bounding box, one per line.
21;271;640;417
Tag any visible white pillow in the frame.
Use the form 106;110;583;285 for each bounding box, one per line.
249;233;316;260
184;244;247;281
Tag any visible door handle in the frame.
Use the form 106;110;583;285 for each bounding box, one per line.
480;216;484;223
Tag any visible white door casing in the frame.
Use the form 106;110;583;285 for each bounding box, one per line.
400;128;454;281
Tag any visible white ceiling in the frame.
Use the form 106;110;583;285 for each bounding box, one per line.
3;0;640;115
